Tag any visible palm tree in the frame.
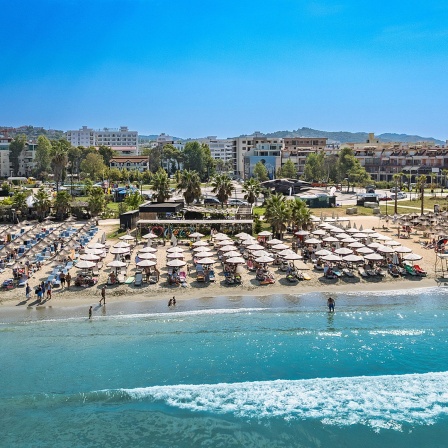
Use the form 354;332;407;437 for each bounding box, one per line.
88;187;106;217
12;190;29;216
177;169;201;205
151;168;171;203
211;174;234;207
124;191;144;210
264;193;291;239
416;174;427;216
50;145;68;193
442;169;448;193
393;173;400;214
289;199;311;231
54;190;71;220
242;178;261;205
34;186;51;221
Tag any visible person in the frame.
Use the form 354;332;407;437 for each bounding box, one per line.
327;297;335;313
25;283;31;300
46;282;52;300
99;286;106;305
66;272;71;288
36;285;42;303
172;296;176;306
88;306;92;319
168;298;173;307
60;272;66;288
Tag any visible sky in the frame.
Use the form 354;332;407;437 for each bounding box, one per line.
1;0;447;140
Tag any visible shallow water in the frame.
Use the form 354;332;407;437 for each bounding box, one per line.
1;288;448;447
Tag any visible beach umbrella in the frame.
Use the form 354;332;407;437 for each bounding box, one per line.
87;242;105;249
258;231;272;236
214;233;230;240
266;238;283;245
215;239;233;246
138;252;157;259
255;255;275;263
321;254;342;262
107;260;127;268
294;230;310;236
138;246;157;253
119;234;135;241
383;240;401;246
376;245;395;253
193;246;211;253
272;243;289;250
84;248;104;255
225;256;246;264
189;232;204;238
242;238;257;246
142;232;158;239
246;244;265;251
342;254;364;262
340;237;357;244
335;247;353;255
323;236;339;242
330;227;345;234
355;247;374;254
114;241;130;248
364;253;384;261
352;232;368;239
283;253;303;261
225;250;242;258
251;250;271;257
312;229;326;236
197;257;216;265
80;253;100;261
315;249;332;256
347;242;365;248
110;247;129;254
193;240;209;247
394;246;412;253
219;245;238;252
194;251;214;258
304;238;321;244
278;249;295;256
367;242;381;249
346;227;358;233
167;259;186;267
76;260;95;269
167;246;185;253
136;260;157;267
403;253;423;261
375;234;392;241
335;233;350;239
236;232;252;239
167;252;184;259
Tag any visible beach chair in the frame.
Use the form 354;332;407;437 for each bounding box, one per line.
117;273;125;284
358;266;368;277
413;265;427;276
179;271;187;284
18;275;28;287
404;264;417;276
196;267;205;282
134;270;143;286
208;269;216;282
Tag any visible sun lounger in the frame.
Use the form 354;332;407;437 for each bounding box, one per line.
117;274;125;284
179;271;187;284
413;264;427;276
134;270;143;286
404;264;417;276
358;266;368;277
196;269;205;282
208;270;216;282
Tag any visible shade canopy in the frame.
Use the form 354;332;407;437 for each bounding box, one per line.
271;243;290;250
258;231;272;236
225;256;246;264
334;247;353;255
321;254;342;262
197;257;216;265
246;244;265;251
107;260;127;268
166;252;185;259
167;259;186;267
266;239;283;245
255;255;275;263
283;253;303;261
110;247;130;254
136;260;157;267
138;252;157;259
189;232;204;238
114;241;131;248
87;242;105;249
342;254;364;262
194;251;214;258
219;245;238;252
119;235;135;241
364;253;384;261
80;253;100;261
403;253;423;261
167;246;185;253
142;232;158;239
193;241;209;247
138;246;157;253
76;260;95;269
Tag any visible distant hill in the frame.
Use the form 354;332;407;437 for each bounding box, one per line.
0;125;65;141
241;127;445;145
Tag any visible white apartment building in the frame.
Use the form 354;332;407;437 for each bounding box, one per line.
66;126;139;155
196;136;237;174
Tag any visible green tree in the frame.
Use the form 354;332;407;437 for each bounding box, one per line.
336;147;370;191
54;190;71;220
162;144;183;171
151;168;171;203
98;145;117;166
34;186;51;220
88;187;106;216
80;152;107;181
215;159;225;173
253;161;269;181
279;159;297;178
35;136;52;175
124;191;144;210
67;146;83;181
50;140;69;192
242;177;261;205
416;174;427;215
109;167;122;183
289;199;311;231
11;190;29;215
264;193;291;239
303;152;324;182
183;142;205;175
9;135;27;176
211;174;234;207
177;169;202;205
142;146;163;172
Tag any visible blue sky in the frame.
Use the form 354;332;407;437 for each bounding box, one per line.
1;0;447;140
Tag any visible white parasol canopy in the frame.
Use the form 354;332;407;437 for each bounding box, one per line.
166;252;185;259
394;246;412;253
119;234;135;241
138;252;157;259
223;250;241;258
258;231;272;236
342;254;364;262
225;256;246;264
283;253;303;261
194;251;214;258
107;260;127;268
193;240;209;247
136;260;157;267
246;244;265;251
304;238;321;244
87;242;105;249
315;249;332;257
76;260;95;269
364;253;384;261
167;246;184;253
167;259;186;267
271;243;290;250
266;239;283;245
403;253;423;261
80;253;100;261
255;255;275;263
197;257;216;265
138;246;157;253
355;247;374;254
334;247;353;255
142;232;158;239
189;232;204;238
110;247;130;254
114;241;131;248
294;230;310;236
219;245;238;252
321;254;342;262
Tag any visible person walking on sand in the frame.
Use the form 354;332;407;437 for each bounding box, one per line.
89;306;92;319
172;296;176;306
327;297;335;313
66;272;71;289
25;283;31;300
46;282;52;300
99;286;106;305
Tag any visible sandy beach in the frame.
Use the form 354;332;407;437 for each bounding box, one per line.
0;214;442;313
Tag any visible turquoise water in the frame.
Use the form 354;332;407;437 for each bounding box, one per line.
1;289;448;447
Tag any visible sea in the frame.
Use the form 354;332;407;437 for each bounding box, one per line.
1;288;448;447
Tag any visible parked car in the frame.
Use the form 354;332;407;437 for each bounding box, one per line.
204;197;221;205
378;194;392;201
391;192;407;199
228;198;249;206
390;187;401;193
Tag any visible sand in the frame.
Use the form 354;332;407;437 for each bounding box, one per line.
0;214;442;313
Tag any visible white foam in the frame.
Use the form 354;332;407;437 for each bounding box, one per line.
116;372;448;431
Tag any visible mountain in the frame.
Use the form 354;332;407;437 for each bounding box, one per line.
241;127;445;145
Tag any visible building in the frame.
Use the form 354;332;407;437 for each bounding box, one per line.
66;126;139;155
0;132;37;178
0;133;13;177
109;156;149;172
196;136;238;175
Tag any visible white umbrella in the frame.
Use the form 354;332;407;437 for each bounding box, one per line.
136;259;157;267
236;232;252;239
76;260;95;269
356;247;374;254
167;246;185;253
114;241;131;248
376;245;395;254
189;232;204;238
294;230;310;236
315;249;331;256
283;253;303;261
87;242;105;249
138;246;157;253
223;250;241;258
193;246;211;253
304;238;321;244
340;237;357;244
367;242;381;249
80;253;100;261
138;252;157;259
323;236;339;242
271;243;290;250
167;259;186;267
394;246;412;253
219;245;238;252
120;234;135;241
383;240;401;246
214;233;230;240
346;227;359;233
376;234;392;241
252;250;271;257
335;247;353;255
342;254;364;262
242;238;257;246
321;254;342;262
167;252;184;259
194;251;214;258
278;249;296;257
142;232;158;239
312;229;326;236
225;256;246;264
84;248;104;255
266;238;283;245
330;227;345;233
255;255;275;263
216;239;234;246
335;233;350;239
364;253;384;261
403;253;423;261
246;244;265;251
352;232;368;239
193;240;209;247
197;257;216;265
110;247;130;254
258;231;272;236
347;242;365;248
107;260;127;268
